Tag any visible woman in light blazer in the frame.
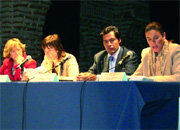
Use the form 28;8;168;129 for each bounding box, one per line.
132;21;180;81
40;34;79;78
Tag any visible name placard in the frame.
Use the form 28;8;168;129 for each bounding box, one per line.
99;72;128;81
29;73;58;82
0;75;10;82
128;76;153;81
58;76;75;81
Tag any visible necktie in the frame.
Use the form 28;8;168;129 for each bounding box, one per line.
109;56;114;72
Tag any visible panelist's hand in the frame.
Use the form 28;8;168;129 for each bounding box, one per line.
22;71;29;81
13;55;24;65
76;72;97;81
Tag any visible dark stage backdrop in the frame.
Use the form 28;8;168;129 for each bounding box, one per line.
0;1;179;72
43;1;179;72
44;1;179;72
43;1;80;63
149;1;179;44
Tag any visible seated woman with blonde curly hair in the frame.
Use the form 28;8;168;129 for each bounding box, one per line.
0;38;37;81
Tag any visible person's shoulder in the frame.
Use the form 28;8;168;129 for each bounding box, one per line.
169;43;180;50
29;59;37;63
65;52;77;59
140;47;150;57
142;47;150;52
121;46;130;51
3;58;13;66
24;59;37;68
168;43;180;57
121;46;136;54
94;50;107;57
120;46;139;58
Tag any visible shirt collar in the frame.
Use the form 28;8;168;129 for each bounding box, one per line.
108;46;121;60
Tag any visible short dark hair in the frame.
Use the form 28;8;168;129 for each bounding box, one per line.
145;21;164;36
41;34;65;59
100;25;121;42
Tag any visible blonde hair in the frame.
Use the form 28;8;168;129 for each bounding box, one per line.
3;38;26;58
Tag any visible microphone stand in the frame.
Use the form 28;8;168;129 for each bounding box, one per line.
44;64;60;74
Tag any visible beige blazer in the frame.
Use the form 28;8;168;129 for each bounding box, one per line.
41;52;79;78
132;43;180;81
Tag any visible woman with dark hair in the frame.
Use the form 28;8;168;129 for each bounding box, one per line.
40;34;79;78
132;21;180;81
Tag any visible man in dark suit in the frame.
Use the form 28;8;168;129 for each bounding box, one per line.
77;25;139;81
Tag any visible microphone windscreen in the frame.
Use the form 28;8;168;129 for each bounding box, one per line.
26;55;32;60
67;56;71;60
127;51;133;58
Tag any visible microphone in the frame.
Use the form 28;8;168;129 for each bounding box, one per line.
54;56;71;68
118;51;133;65
27;56;71;81
44;56;71;74
108;51;133;71
16;55;32;69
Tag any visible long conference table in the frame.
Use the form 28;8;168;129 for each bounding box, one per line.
0;81;180;129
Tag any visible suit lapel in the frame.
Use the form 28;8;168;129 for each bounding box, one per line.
102;54;109;72
160;41;169;75
161;50;168;75
115;47;124;71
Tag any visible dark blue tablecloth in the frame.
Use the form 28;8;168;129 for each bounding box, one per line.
0;81;179;129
